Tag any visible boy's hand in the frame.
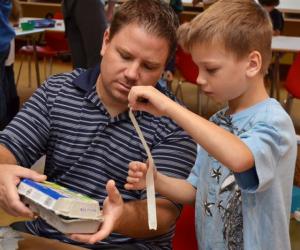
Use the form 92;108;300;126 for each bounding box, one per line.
70;180;124;244
128;86;172;117
124;161;153;190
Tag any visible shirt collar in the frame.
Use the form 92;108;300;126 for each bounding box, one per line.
73;65;100;92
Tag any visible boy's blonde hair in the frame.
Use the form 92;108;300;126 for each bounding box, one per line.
178;0;273;74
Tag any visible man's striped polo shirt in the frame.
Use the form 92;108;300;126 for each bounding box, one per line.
0;66;196;249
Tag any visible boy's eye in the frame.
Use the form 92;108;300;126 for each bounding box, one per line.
206;68;219;74
143;64;156;71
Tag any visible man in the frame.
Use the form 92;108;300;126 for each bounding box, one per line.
0;0;196;249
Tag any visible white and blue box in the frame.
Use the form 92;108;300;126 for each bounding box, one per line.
18;179;103;234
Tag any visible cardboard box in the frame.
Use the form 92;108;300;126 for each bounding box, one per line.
18;179;103;234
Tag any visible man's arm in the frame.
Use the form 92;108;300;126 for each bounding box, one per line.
0;144;18;164
114;198;179;237
71;196;180;244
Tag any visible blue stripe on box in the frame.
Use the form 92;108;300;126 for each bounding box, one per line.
22;179;66;200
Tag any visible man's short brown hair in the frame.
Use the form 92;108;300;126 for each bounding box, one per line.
178;0;273;74
109;0;179;62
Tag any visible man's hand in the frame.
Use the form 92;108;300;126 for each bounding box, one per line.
70;180;124;244
0;164;47;218
125;161;149;191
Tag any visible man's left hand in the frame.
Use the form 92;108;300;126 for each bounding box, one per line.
70;180;124;244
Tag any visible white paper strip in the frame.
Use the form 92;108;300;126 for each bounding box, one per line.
129;109;157;230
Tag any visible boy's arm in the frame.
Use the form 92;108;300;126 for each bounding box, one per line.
128;86;254;173
166;102;254;173
126;161;196;205
156;172;196;205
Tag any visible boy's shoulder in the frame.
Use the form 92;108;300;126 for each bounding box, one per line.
211;98;293;132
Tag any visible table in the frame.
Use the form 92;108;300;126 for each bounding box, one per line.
278;0;300;14
18;233;86;250
15;18;65;87
270;36;300;100
19;18;65;32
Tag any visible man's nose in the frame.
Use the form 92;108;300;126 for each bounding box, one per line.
125;62;139;81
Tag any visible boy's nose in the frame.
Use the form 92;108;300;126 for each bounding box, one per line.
196;73;207;86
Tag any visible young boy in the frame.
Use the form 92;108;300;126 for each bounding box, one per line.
126;0;297;249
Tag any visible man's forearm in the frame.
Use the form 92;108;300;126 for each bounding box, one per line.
114;198;179;238
0;144;17;164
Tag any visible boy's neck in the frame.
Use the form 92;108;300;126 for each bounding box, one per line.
228;76;269;115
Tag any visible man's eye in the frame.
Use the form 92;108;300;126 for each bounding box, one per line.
120;53;131;60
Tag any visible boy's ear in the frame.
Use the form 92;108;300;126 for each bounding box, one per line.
246;51;262;77
101;28;111;56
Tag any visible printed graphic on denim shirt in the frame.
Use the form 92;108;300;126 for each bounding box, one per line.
204;112;246;249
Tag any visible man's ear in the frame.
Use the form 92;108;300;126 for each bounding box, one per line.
246;51;262;77
101;28;111;56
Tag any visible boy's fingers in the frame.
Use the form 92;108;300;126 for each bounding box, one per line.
128;161;142;171
128;170;143;178
124;183;134;190
126;177;140;184
124;183;143;191
129;161;147;171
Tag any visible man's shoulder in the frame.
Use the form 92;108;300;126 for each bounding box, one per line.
44;68;86;90
48;68;86;83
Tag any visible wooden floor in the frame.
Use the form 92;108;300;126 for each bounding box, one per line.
1;56;300;249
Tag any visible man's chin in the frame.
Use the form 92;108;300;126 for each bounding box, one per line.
113;93;129;105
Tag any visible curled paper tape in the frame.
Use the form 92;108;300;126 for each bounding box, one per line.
129;109;157;230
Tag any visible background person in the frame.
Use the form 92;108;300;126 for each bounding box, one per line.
258;0;284;35
62;0;116;69
0;0;15;130
4;0;21;127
